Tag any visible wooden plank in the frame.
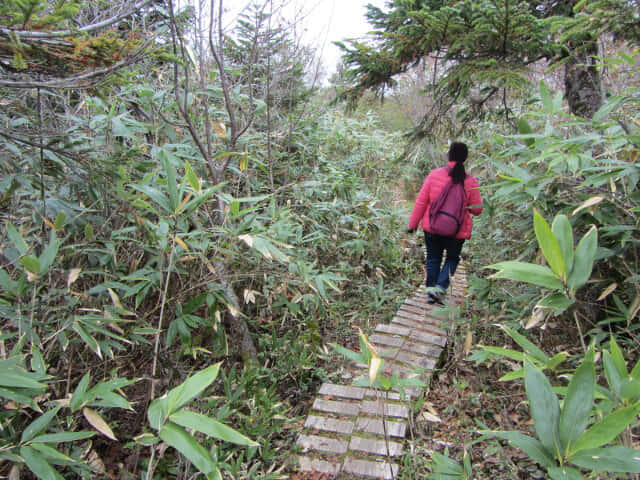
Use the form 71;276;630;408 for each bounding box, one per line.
392;316;446;336
360;400;409;418
407;329;447;347
349;436;403;457
370;333;405;348
375;324;410;336
363;389;402;401
395;351;437;370
304;415;354;435
318;383;366;400
297;434;349;455
355;417;407;438
312;399;360;417
342;458;399;480
298;456;341;476
403;340;442;358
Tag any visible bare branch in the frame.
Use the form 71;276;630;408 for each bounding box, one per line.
0;41;152;89
0;0;156;40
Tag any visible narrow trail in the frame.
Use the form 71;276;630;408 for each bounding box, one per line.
295;264;468;479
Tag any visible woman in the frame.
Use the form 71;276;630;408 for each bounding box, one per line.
408;142;483;304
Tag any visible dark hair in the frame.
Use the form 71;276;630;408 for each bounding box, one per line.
448;141;468;184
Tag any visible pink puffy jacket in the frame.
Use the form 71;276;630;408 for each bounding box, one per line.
408;161;483;239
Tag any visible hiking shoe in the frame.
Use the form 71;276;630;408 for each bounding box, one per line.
431;288;445;305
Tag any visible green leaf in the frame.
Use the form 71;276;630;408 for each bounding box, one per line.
567;226;597;292
570;446;640;473
20;256;41;275
30;431;95;443
551;215;574;274
72;322;102;359
162;155;179;213
184;161;200;192
21;406;61;443
547;466;585;480
20;446;64;480
53;212;66;230
488;261;563;290
540;80;553;112
0;369;47;390
330;343;367;365
159;422;219;476
38;231;60;274
609;336;627;377
571;403;640;453
517;117;535;147
559;356;595;452
485;431;554;468
8;222;29;255
534;210;566;279
631;358;640;381
129;184;172;214
501;326;549;363
148;363;222;431
169;410;258;447
603;351;624;399
525;359;560;455
70;372;91;412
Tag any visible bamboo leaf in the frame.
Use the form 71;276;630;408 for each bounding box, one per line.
169;410;258;446
525;359;560;454
83;408;117;441
159;422;219;476
551;215;574;274
571;403;640;453
570;446;640;473
485;431;554;468
534;210;566;279
567;226;597;292
20;446;64;480
488;261;563;290
559;355;595;451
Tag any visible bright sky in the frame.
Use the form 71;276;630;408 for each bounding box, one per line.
223;0;387;76
285;0;387;73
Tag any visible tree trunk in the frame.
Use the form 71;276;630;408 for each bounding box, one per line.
564;39;602;119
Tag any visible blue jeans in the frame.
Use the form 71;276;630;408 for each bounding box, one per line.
424;232;465;291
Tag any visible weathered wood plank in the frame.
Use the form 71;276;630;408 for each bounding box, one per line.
298;456;342;475
395;351;437;370
360;400;409;418
375;324;410;336
312;399;360;416
408;329;447;347
370;333;405;348
392;316;446;335
304;415;354;435
342;458;399;480
349;435;403;456
318;383;366;400
403;341;442;358
297;434;349;455
355;417;407;437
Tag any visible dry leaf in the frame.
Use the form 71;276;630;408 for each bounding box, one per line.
238;234;254;248
244;289;258;304
212;122;227;139
174;236;190;251
67;268;81;288
525;307;546;329
464;330;473;355
83;407;117;441
597;283;617;301
419;411;442;423
572;196;604;216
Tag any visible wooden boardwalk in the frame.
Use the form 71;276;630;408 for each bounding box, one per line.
296;265;467;479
